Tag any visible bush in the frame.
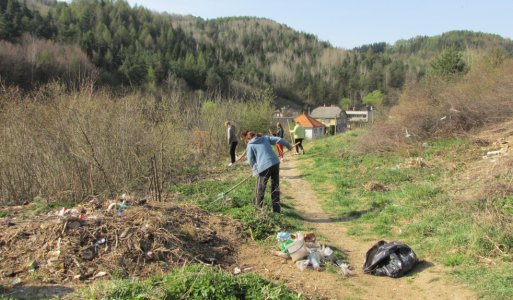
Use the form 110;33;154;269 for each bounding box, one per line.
357;54;513;152
0;83;274;204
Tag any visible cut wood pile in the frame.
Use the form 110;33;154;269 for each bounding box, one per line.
0;199;242;286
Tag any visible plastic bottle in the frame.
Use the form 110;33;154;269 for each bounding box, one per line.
308;251;321;271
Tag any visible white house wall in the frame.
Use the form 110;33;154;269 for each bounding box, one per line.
305;128;324;139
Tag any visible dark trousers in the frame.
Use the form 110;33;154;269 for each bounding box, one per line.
294;138;304;153
255;163;280;213
229;142;238;163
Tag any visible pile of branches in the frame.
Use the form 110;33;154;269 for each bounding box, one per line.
0;200;242;284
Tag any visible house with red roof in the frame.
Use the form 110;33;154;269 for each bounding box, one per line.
293;113;325;140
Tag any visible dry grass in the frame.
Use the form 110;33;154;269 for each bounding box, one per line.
356;55;513;152
0;83;274;204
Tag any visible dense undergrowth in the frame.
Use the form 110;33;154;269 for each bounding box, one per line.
0;83;274;204
300;130;513;299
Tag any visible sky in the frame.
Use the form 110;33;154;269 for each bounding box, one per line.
126;0;513;49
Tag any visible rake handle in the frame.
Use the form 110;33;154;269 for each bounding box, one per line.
224;174;252;195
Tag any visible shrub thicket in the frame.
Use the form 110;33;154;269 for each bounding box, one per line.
0;83;273;204
357;53;513;152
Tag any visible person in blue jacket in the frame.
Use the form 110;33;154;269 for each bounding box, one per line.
244;131;292;213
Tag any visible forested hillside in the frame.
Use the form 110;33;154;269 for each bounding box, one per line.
1;0;512;108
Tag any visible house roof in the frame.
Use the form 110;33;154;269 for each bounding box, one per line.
293;114;325;128
310;106;343;119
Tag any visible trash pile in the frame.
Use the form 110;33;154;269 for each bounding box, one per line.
271;231;353;277
0;197;242;286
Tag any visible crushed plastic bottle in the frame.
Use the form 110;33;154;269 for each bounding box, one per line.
308;251;321;271
321;245;334;257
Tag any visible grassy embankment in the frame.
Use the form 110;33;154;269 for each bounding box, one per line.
299;130;513;299
76;264;301;299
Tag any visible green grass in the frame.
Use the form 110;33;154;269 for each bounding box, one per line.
169;173;299;240
76;264;302;300
299;131;513;299
24;196;76;217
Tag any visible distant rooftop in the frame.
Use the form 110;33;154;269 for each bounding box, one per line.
311;106;343;119
293;114;325;128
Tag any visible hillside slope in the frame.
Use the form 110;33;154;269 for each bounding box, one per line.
2;0;512;107
299;125;513;299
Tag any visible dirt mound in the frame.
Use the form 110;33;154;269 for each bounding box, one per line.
0;200;243;286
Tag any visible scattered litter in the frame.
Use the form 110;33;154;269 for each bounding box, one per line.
146;251;155;260
286;236;309;263
94;238;106;247
57;208;80;217
233;267;252;275
276;231;291;242
272;231;351;276
107;202;117;211
403;157;428;168
338;263;353;277
486;150;501;157
308;251;321;271
271;250;290;259
88;198;102;209
93;271;109;279
295;259;309;272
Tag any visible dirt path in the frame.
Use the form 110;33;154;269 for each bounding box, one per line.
237;156;477;300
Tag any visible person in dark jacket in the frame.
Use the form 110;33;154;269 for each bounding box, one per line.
244;131;292;213
272;122;285;161
225;121;238;166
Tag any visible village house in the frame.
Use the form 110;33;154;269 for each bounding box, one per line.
345;107;374;128
293;113;325;140
310;105;347;135
272;107;299;129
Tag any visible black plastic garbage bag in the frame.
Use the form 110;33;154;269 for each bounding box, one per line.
363;240;417;278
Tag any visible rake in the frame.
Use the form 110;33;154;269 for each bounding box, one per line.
214;141;299;202
214;174;253;201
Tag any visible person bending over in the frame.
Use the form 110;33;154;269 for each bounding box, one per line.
244;131;292;213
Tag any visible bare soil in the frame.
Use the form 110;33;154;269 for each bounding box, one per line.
236;156;477;300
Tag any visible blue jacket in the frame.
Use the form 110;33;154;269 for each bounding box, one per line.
246;136;292;175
